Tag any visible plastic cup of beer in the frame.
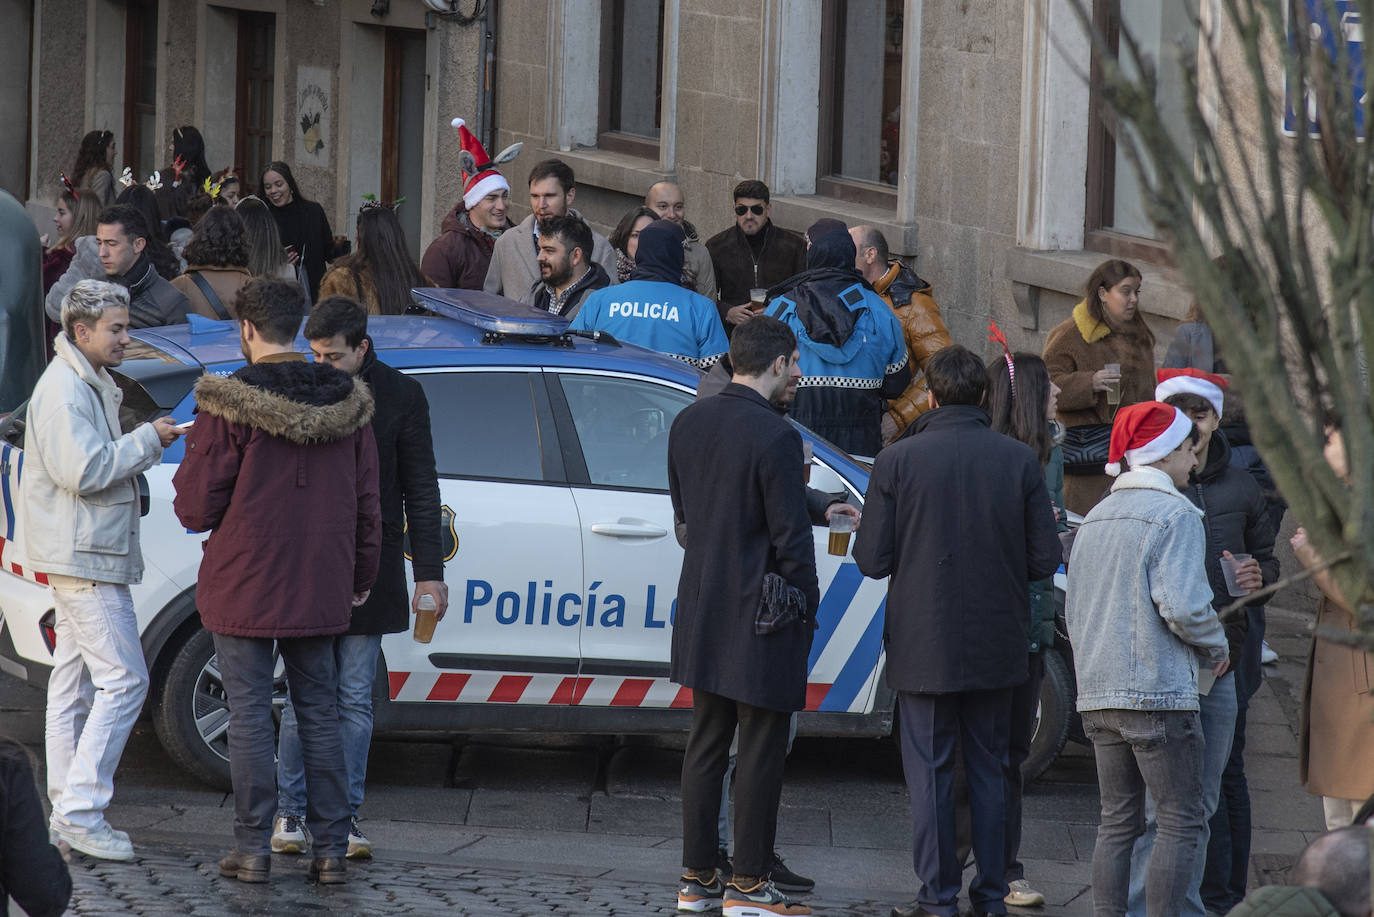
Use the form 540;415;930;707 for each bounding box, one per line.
803;441;813;484
413;593;438;643
750;288;768;311
828;512;856;556
1220;552;1254;597
1104;363;1122;406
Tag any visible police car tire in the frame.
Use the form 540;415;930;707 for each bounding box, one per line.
152;627;234;791
1022;647;1073;784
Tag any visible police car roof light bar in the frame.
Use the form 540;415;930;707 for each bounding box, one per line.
411;288;573;335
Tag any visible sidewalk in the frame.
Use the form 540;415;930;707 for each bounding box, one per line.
31;604;1327;916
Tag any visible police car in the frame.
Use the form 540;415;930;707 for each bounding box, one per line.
0;291;912;789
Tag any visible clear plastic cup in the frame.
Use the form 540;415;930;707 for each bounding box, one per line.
413;593;438;643
1104;362;1122;406
803;441;813;484
750;288;768;311
828;512;855;556
1220;552;1254;597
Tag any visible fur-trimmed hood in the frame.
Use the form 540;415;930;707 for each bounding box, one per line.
193;361;375;444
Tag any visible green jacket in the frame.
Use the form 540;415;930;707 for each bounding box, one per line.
1027;442;1066;653
1225;886;1339;917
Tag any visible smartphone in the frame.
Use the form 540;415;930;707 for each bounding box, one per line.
173;420;195;433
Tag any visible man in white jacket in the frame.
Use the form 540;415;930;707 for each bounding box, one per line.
21;280;181;861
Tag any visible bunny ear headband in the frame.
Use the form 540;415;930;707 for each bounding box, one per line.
987;320;1015;400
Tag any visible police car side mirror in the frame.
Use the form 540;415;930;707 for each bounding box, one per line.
138;473;150;517
809;462;846;496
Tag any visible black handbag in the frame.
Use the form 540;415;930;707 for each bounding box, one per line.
1061;423;1112;475
755;573;810;635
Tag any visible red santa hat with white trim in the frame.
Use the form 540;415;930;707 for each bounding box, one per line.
1105;401;1195;476
452;118;511;211
1154;367;1227;418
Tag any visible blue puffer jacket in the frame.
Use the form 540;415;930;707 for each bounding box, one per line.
1066;466;1228;712
766;231;909;457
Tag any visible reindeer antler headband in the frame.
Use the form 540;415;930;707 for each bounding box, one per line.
987;320;1015;400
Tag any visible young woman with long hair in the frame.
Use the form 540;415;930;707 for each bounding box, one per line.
169;206;253;319
319;205;426;315
71;130;117;208
115;185;183;280
983;348;1065;912
234;196;295;281
42;187;101;293
1041;258;1156;514
259;160;335;301
157;126;214;220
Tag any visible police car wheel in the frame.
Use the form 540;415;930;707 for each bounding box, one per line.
1022;648;1073;784
153;626;288;791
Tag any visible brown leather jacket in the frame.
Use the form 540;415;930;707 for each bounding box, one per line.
874;261;953;439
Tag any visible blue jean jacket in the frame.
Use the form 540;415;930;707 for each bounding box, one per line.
1066;467;1228;712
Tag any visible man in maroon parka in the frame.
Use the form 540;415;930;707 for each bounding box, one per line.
173;277;381;886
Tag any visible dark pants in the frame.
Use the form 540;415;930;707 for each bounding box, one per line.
898;689;1013;917
212;633;350;857
681;690;790;878
1202;606;1266;912
1082;708;1205;917
1005;652;1045;882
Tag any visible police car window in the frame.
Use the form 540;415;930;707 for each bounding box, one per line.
414;372;544;481
559;375;692;490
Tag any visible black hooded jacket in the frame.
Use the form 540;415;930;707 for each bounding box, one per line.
631;220;686;283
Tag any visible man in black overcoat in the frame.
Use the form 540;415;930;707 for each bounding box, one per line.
853;344;1061;917
270;296;448;860
668;316;818;916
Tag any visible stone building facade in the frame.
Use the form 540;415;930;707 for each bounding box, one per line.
11;0;1223;354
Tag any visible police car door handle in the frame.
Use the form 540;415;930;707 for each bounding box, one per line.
590;521;668;539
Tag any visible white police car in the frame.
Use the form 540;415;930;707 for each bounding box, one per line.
0;291;902;789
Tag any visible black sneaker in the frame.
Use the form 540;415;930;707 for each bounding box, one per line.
678;869;725;912
767;852;814;893
717;846;734;883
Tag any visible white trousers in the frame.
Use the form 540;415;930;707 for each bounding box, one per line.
44;579;149;832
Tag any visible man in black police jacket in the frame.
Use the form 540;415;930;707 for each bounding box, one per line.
668;315;817;916
853;344;1061;917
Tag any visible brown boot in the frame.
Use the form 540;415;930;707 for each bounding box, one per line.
218;850;270;883
308;856;347;885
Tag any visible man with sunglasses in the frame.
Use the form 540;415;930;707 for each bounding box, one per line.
705;180;807;334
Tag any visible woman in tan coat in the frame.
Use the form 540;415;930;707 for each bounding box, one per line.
1042;259;1156;514
319;204;428;314
170;207;253;319
1292;428;1374;829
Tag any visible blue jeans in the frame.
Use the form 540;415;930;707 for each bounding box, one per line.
1083;708;1206;917
276;634;382;819
213;633;349;857
1124;674;1237;916
1202;608;1265;912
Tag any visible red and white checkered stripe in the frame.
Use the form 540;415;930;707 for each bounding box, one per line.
387;671;840;711
0;537;47;586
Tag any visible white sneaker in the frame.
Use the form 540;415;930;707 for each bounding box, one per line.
346;817;372;860
1005;878;1046;907
55;822;136;862
1261;641;1279;665
271;813;312;854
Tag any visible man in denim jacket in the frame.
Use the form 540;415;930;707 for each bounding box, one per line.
1066;401;1229;917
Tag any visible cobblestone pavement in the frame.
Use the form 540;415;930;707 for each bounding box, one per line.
65;842;895;916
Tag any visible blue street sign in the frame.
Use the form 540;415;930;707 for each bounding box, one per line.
1284;0;1366;138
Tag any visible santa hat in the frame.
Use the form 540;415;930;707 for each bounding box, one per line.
452;118;510;211
1105;401;1194;476
1154;367;1227;418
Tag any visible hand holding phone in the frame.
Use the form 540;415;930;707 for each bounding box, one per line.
173;420;195;433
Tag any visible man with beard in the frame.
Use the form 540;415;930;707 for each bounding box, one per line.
768;225;909;458
645;180;717;302
668;315;819;917
530;215;610;318
483;159;616;303
570;219;728;369
173;277;381;886
706;180;807;333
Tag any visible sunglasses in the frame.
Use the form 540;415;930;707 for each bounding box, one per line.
735;204;765;216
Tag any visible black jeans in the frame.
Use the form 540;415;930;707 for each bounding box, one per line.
681;690;791;878
212;633;350;857
898;689;1013;917
1005;652;1045;882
